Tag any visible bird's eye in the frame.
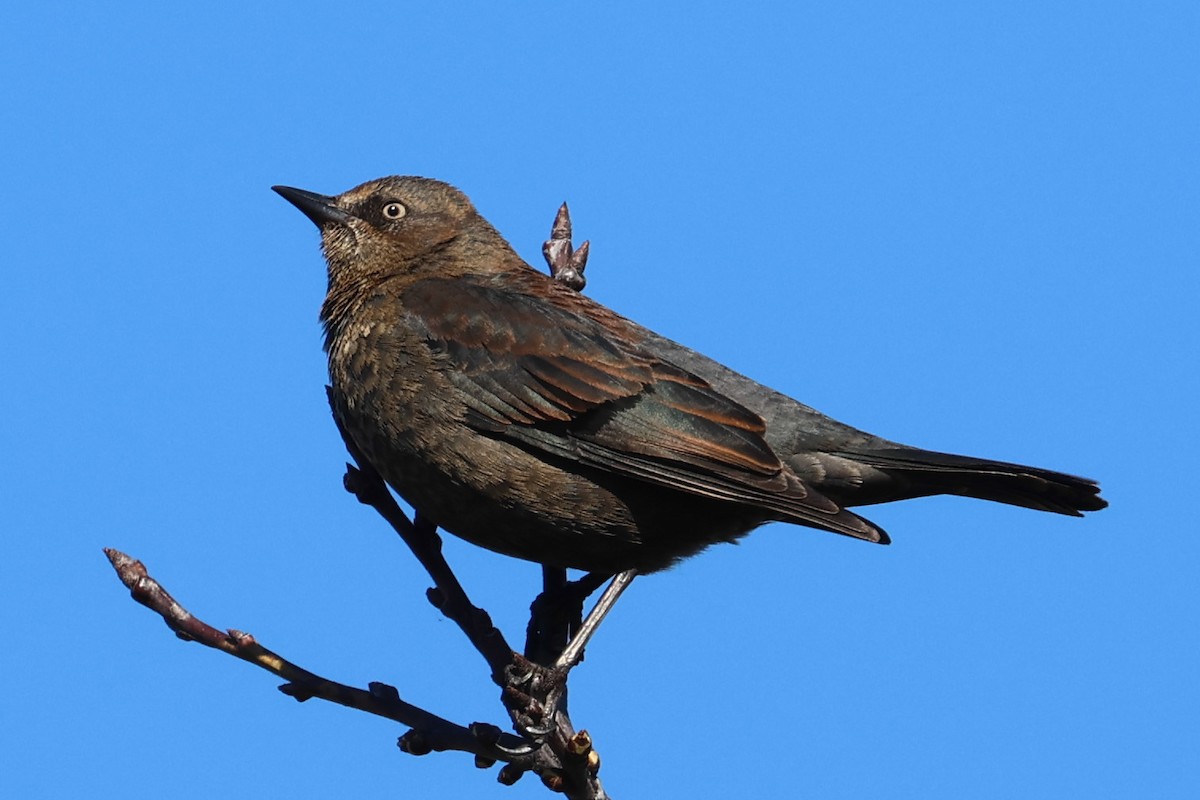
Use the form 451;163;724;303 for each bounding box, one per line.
382;201;407;220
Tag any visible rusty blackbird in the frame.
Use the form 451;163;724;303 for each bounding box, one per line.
274;177;1106;574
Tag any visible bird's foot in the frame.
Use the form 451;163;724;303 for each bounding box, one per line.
502;653;568;741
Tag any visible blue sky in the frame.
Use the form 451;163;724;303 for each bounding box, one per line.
2;3;1195;798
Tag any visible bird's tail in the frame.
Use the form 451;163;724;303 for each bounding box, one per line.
830;447;1107;515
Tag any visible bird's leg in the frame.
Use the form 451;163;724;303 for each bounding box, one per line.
555;570;637;671
523;570;611;665
523;566;570;665
505;569;605;738
504;570;637;740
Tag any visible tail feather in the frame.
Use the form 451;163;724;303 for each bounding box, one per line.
832;447;1107;516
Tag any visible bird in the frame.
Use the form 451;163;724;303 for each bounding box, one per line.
273;176;1106;576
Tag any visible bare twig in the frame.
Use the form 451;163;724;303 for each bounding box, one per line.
102;548;539;767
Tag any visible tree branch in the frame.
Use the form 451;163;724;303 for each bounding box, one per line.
105;201;612;799
102;548;538;767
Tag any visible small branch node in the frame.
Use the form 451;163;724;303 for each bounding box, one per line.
497;764;526;786
278;683;314;702
368;681;400;702
227;629;257;648
540;770;566;793
398;729;432;756
469;721;503;745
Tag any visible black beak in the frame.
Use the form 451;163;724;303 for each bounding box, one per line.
272;185;352;227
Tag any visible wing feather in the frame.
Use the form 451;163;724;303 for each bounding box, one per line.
396;276;884;542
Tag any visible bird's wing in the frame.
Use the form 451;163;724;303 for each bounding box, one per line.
396;276;884;542
399;276;654;425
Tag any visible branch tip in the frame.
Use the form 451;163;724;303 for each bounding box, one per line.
566;730;592;756
551;203;571;239
543;201;587;291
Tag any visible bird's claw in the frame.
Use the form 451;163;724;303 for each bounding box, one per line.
503;654;568;742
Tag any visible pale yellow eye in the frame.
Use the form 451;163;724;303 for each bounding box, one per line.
382;201;407;220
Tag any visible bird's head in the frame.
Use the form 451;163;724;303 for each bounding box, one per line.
274;176;501;284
